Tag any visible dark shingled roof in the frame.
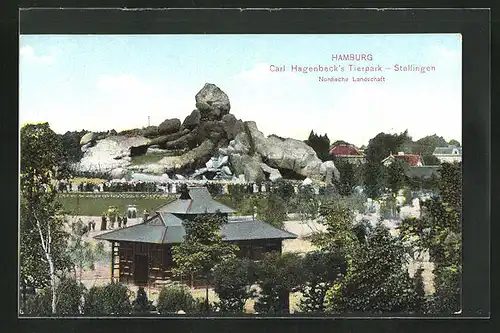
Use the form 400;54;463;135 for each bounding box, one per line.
155;187;236;214
95;216;297;244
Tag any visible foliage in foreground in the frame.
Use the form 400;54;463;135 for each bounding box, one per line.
157;284;196;314
324;224;425;314
253;252;306;314
212;258;257;313
83;281;132;315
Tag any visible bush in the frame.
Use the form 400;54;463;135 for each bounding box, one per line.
132;287;156;314
83;281;132;315
157;284;196;314
254;252;307;314
258;193;288;229
213;258;257;313
272;180;295;203
298;251;347;313
23;288;51;316
55;277;86;315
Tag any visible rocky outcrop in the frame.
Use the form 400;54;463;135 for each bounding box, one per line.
110;167;127;179
74;135;148;174
182;109;201;130
222;114;244;141
71;82;336;184
80;132;95;146
134;139;216;175
142;126;159;138
158;118;181;135
195;83;231;121
260;163;282;182
221;121;338;183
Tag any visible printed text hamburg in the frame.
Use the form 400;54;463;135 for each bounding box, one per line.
269;53;436;83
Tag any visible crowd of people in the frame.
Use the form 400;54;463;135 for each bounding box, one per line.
56;178;320;196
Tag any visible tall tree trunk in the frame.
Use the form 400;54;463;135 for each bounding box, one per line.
35;212;57;314
205;278;209;313
47;256;57;314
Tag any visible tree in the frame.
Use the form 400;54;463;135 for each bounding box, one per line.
305;130;331;162
254;252;306;314
20;123;73;314
298;251;347;313
413;134;448;156
67;218;106;282
386;158;408;196
363;161;386;199
313;199;358;255
171;212;238;312
324;223;421;314
294;185;320;223
398;162;462;314
257;193;288;229
335;159;356;196
365;130;409;163
212;258;257;313
448;139;461;147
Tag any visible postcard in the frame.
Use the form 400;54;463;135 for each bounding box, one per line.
19;32;463;318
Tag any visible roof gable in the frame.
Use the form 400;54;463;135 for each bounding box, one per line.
155;186;236;214
95;215;297;244
382;153;422;166
329;144;363;156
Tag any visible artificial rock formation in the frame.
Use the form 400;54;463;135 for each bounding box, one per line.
73;82;338;184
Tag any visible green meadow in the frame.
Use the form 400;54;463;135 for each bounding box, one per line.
57;194;175;216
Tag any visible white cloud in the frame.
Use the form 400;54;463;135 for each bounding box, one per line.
20;45;54;65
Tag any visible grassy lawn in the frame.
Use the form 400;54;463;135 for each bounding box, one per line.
57;195;175;216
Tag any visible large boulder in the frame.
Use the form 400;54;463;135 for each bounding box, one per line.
158;118;181;135
141;126;159;138
260;163;283;182
199;121;227;143
80;132;95;146
182;109;201;130
110;167;127;179
229;154;265;183
164;133;190;150
228;121;339;183
222;114;244;140
195;83;231;121
147;128;190;147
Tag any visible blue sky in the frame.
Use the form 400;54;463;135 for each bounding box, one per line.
19;34;462;146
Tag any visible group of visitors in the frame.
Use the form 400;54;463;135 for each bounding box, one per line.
100;213;129;231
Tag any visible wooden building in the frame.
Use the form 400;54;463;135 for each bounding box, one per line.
95;186;297;285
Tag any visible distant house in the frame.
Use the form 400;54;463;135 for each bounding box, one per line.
329;143;366;165
433;145;462;163
95;186;296;285
382;152;423;167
